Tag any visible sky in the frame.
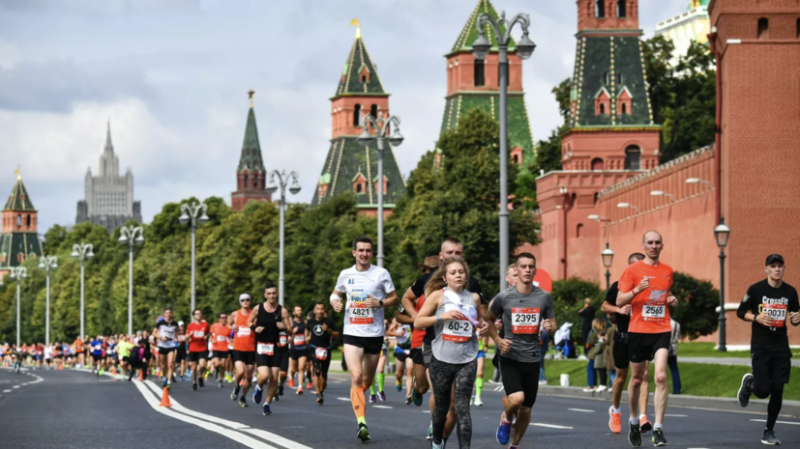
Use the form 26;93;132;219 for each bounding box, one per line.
0;0;691;232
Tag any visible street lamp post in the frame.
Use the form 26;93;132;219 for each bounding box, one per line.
601;243;614;291
3;266;28;347
38;255;58;345
71;243;94;339
472;11;535;290
180;202;209;313
266;171;301;307
357;114;404;268
119;226;144;335
714;217;731;352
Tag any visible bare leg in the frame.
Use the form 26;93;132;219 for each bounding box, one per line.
652;349;669;426
612;367;628;409
298;357;307;389
628;361;647;419
510;406;532;446
640;362;650;416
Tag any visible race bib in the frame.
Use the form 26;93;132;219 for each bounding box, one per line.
763;304;787;328
442;320;473;343
511;308;540;334
257;343;274;356
178;335;186;342
194;331;205;338
642;304;666;322
349;303;374;324
278;335;288;347
294;335;306;345
216;335;227;342
238;327;251;337
315;347;328;360
162;330;174;339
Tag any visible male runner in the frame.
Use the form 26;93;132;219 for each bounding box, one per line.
186;309;210;391
210;313;230;387
737;254;800;445
617;231;678;447
73;337;84;368
229;293;256;408
307;302;339;405
118;335;134;376
488;253;556;449
90;336;104;374
275;308;291;400
331;236;398;442
154;308;180;389
602;252;651;434
248;282;292;415
288;305;309;395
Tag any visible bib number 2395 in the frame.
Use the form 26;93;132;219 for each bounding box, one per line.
511;308;540;334
349;304;374;324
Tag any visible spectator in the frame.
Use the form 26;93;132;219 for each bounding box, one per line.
584;318;608;392
578;298;596;356
668;318;682;394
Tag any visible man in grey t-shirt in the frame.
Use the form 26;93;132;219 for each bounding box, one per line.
486;252;556;447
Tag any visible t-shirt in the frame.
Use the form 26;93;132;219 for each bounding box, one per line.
605;281;629;334
578;305;596;338
618;261;674;334
90;340;103;356
410;271;484;346
489;285;555;363
210;323;230;351
186;321;210;353
737;279;799;354
156;319;179;349
118;341;134;358
334;264;396;338
307;318;337;348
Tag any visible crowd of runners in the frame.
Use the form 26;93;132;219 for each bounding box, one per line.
3;231;797;448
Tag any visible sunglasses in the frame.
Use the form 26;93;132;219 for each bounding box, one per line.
240;298;251;303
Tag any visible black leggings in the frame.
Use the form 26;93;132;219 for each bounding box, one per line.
429;358;477;448
751;380;784;431
595;368;607;387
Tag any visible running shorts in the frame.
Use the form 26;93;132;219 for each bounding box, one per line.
176;346;186;362
187;351;207;363
290;347;307;360
121;356;130;364
422;344;433;367
499;357;541;408
91;354;103;362
278;347;289;372
212;350;229;360
255;352;281;368
157;347;177;355
232;350;256;365
342;335;384;355
410;348;425;366
311;349;332;379
394;349;409;363
613;332;631;369
753;350;791;388
628;332;670;363
477;350;486;359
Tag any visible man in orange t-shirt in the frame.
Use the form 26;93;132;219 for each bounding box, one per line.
616;230;677;447
210;313;230;388
186;309;210;391
74;338;85;368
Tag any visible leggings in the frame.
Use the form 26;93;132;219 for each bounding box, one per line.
429;357;477;448
595;368;607;387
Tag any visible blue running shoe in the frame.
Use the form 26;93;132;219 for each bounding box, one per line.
262;402;271;415
496;413;512;445
253;385;263;404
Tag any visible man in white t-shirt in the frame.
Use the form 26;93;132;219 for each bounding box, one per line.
330;236;397;443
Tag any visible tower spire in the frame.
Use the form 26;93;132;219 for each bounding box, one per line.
248;89;255;109
105;121;114;153
351;19;361;39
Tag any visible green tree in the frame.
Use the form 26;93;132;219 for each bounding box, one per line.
670;271;719;340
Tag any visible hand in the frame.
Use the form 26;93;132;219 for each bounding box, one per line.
322;324;329;333
495;338;512;353
477;321;489;337
617;304;632;315
634;277;650;294
363;296;381;308
439;310;466;321
255;326;264;334
292;327;299;334
277;322;286;330
495;319;503;329
667;295;678;307
790;311;800;326
332;299;343;313
161;336;168;342
755;313;774;327
541;319;554;334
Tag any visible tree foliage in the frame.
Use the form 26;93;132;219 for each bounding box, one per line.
669;271;720;340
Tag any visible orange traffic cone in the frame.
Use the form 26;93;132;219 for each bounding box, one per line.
159;387;172;407
111;367;117;375
58;364;64;370
138;369;144;381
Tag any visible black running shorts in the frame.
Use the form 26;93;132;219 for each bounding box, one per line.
232;350;255;365
753;349;791;387
410;347;425;366
628;332;670;363
613;332;631;369
212;350;229;360
343;335;384;355
499;356;540;408
187;351;207;363
290;347;307;360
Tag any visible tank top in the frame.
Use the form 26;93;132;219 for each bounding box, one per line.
292;319;307;349
232;309;256;352
255;303;282;343
432;288;479;364
395;325;411;350
410;295;426;349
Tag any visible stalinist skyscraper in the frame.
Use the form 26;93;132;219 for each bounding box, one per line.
76;123;142;232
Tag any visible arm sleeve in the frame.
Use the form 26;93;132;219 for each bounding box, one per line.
488;292;504;318
544;294;556;320
737;286;754;320
618;267;634;293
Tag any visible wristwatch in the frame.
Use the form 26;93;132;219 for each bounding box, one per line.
378;300;384;308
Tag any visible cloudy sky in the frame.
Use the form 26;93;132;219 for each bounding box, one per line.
0;0;689;232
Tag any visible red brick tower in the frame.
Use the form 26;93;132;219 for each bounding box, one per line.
231;91;271;211
0;170;43;277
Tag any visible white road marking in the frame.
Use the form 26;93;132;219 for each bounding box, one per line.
142;381;251;430
665;414;688;417
750;419;800;426
2;390;10;393
423;410;431;413
337;397;350;401
12;386;19;389
493;386;504;392
531;423;573;429
242;429;315;449
373;405;392;409
568;408;594;413
131;381;278;449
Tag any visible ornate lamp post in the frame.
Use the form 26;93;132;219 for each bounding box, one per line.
602;243;614;291
472;11;535;289
119;226;144;335
357;114;404;268
266;171;301;307
180;202;209;312
71;243;94;339
714;218;731;352
38;255;58;345
3;266;28;346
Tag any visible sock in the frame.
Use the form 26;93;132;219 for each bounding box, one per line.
630;418;638;425
369;384;375;395
475;378;484;397
612;406;620;413
654;423;662;430
377;373;385;393
350;387;367;424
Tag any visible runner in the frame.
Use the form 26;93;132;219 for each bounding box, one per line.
118;335;134;377
369;319;390;403
248;282;292;415
487;252;556;449
616;230;678;447
186;309;210;391
414;257;483;449
330;235;398;442
43;342;53;370
210;313;230;387
390;318;413;404
736;254;800;445
275;308;291;400
90;336;104;374
307;301;339;405
472;335;488;406
288;305;309;395
153;308;180;389
176;322;187;382
229;293;256;408
602;252;651;435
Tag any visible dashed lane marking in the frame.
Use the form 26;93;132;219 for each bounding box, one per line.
568;408;594;413
750;419;800;426
373;405;392;409
665;414;688;417
2;390;10;393
337;397;350;401
12;386;19;389
530;423;573;429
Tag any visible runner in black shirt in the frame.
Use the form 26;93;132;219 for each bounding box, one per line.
306;302;339;405
737;254;800;446
601;252;649;435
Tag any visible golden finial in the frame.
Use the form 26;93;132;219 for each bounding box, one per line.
14;165;20;181
248;90;255;108
350;19;361;39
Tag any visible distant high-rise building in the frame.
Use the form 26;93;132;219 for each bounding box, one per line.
76;123;142;232
655;0;711;63
231;91;272;211
0;170;43;276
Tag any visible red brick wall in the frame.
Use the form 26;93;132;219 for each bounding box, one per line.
446;52;523;97
577;0;640;32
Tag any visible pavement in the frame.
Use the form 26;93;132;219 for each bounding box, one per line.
2;367;800;448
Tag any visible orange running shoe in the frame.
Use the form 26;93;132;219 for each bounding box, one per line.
608;406;621;434
287;378;295;388
306;381;313;390
639;414;652;434
297;386;304;395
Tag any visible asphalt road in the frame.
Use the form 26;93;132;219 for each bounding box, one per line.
2;367;800;448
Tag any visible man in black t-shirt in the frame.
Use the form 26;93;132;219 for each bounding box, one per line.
737;254;800;446
306;302;339;405
601;252;649;435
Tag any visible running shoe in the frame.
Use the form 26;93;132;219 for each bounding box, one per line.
262;402;271;415
473;396;483;407
378;391;386;402
166;382;172;391
253;385;263;404
199;377;204;388
639;415;652;434
508;446;520;449
628;422;642;447
297;386;304;395
608;406;622;434
597;385;608;392
369;394;377;404
231;386;240;401
162;378;168;388
316;393;323;405
496;413;512;445
306;381;313;390
761;430;781;445
218;379;224;388
357;423;370;442
405;394;412;405
431;441;444;449
192;382;198;391
396;381;402;392
652;428;667;446
583;386;596;392
738;373;754;407
288;378;295;388
238;397;248;408
279;384;285;396
412;389;423;406
426;422;433;440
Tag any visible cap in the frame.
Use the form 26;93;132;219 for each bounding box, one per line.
766;254;785;265
417;255;440;272
178;321;185;327
239;293;251;301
